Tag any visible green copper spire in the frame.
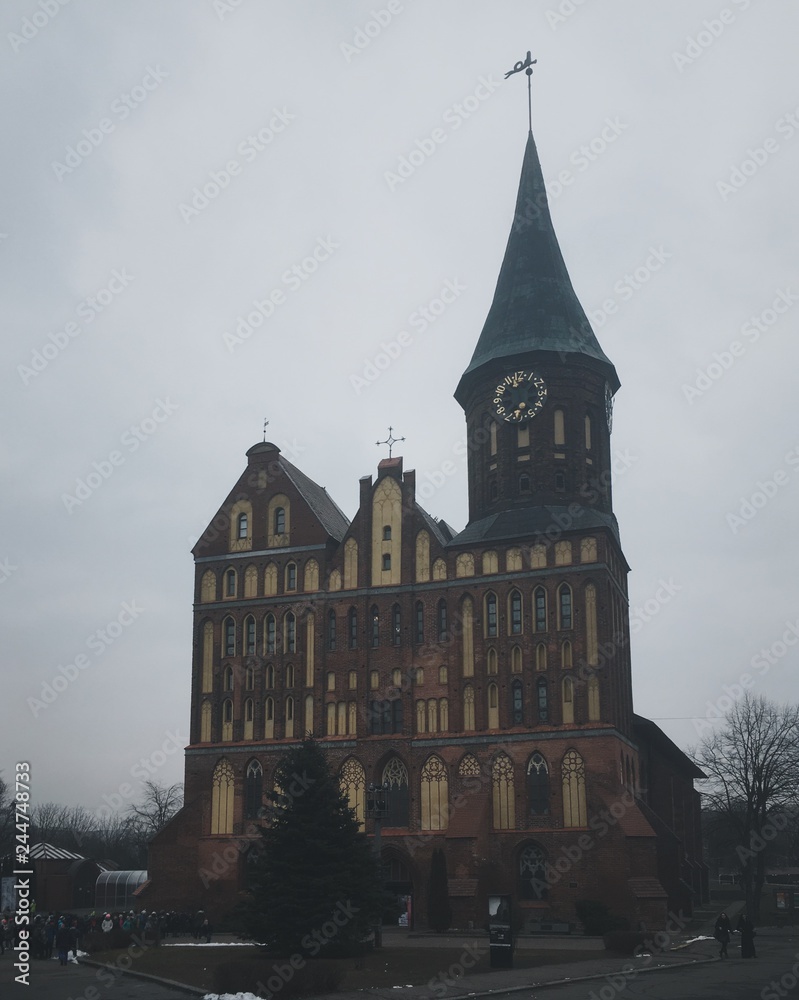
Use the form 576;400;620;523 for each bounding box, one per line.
455;131;619;405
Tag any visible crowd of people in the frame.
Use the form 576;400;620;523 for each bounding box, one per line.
0;907;214;965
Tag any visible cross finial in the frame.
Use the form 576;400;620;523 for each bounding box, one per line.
375;426;406;459
263;418;269;442
505;50;538;133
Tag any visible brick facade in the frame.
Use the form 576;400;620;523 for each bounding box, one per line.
143;130;706;932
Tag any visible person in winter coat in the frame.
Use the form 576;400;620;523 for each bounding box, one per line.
55;923;71;966
737;912;757;958
714;911;732;958
101;913;113;933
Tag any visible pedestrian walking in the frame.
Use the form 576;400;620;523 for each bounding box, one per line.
714;911;731;958
737;911;757;958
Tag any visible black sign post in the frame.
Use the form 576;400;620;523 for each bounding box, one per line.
488;894;513;968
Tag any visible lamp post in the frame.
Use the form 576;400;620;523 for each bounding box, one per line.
366;782;388;949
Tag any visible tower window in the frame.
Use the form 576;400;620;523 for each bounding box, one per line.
392;604;402;646
554;409;565;446
348;608;358;649
512;679;524;725
285;612;296;653
382;553;391;571
225;569;237;598
584;415;592;450
534;587;547;632
415;601;424;644
237;513;248;539
224;618;235;656
383;525;392;541
274;506;286;535
485;593;498;637
265;614;276;654
489;480;498;502
437;599;448;642
555;471;565;492
519;473;531;493
327;610;336;651
285;562;297;592
510;590;522;634
558;584;573;630
371;605;380;647
537;678;549;722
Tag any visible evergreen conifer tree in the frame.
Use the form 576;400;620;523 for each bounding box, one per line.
238;737;383;955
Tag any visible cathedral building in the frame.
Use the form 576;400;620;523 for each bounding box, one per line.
145;126;706;931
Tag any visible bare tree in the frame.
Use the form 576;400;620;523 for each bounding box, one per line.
693;694;799;921
0;774;15;859
128;781;183;842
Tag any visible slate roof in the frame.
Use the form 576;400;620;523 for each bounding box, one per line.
455;131;619;404
448;505;620;548
634;715;706;779
416;503;453;547
278;452;350;542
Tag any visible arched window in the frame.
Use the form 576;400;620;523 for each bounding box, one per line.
534;587;547;632
588;674;601;721
420;755;449;831
519;843;548;900
392;604;401;646
348;608;358;649
483;550;499;574
415;699;426;734
462;596;474;677
485;592;498;637
339;758;365;829
561;640;573;669
528;754;550;816
511;646;522;673
285;696;295;738
456;553;475;577
265;664;274;688
225;568;237;598
369;669;379;690
274;506;286;535
243;697;254;739
344;538;358;589
511;679;523;725
554;408;565;446
326;703;336;735
437;599;448;642
237;512;248;540
244;665;254;690
244;759;263;819
530;544;547;568
439;665;448;684
211;759;234;835
585;583;598;665
265;614;276;654
427;698;438;734
392;667;402;687
562;750;587;827
415;530;430;583
432;558;447;581
519;473;531;493
326;670;336;692
327;610;336;651
264;696;274;739
558;584;573;629
285;664;295;687
581;538;598;564
562;677;574;724
463;684;475;731
223;617;235;656
554;541;572;566
487;682;499;728
383;757;409;827
509;589;522;634
537;677;548;722
201;571;216;602
415;601;424;644
244;565;258;598
382;554;391;571
284;612;296;653
439;697;449;732
371;605;380;647
383;525;391;541
285;562;297;592
535;642;547;671
304;559;320;592
264;563;278;596
492;754;516;830
200;700;211;742
221;698;233;741
304;692;314;734
584;414;592;450
245;616;256;655
223;665;234;691
487;647;498;675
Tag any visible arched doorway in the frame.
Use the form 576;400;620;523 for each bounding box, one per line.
382;851;414;929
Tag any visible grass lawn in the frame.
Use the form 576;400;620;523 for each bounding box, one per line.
84;942;601;994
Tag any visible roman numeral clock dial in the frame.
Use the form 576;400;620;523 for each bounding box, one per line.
493;369;547;422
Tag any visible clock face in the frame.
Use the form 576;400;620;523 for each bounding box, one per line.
493;370;547;423
604;383;614;432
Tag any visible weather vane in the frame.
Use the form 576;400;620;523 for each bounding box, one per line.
505;50;537;133
376;426;405;459
263;418;269;442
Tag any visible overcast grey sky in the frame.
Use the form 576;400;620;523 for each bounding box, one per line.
2;0;797;816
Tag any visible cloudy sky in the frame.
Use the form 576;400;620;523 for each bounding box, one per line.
2;0;797;818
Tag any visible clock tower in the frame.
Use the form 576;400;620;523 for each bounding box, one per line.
455;131;620;526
